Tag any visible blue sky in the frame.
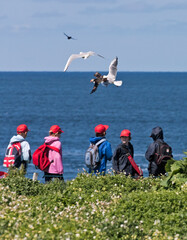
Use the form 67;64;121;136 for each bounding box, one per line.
0;0;187;71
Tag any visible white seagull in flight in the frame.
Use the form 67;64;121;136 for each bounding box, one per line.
64;51;104;72
103;57;122;86
90;57;122;94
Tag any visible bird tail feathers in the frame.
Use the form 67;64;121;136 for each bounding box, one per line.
113;80;123;87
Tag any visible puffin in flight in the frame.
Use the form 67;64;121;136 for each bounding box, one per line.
64;33;77;40
90;57;123;94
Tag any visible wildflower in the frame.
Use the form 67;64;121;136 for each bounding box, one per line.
75;233;80;237
28;224;34;229
174;234;180;240
154;220;160;225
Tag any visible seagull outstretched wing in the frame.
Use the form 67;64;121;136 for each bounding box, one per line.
64;53;84;71
106;57;118;83
64;51;104;71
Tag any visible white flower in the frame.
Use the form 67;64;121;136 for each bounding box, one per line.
75;233;80;237
28;224;34;229
154;220;160;225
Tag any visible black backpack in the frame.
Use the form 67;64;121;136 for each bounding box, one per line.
155;141;172;165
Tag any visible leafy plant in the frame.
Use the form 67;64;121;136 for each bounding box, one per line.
0;155;186;239
161;153;187;188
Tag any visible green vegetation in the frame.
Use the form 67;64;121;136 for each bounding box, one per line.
0;156;187;240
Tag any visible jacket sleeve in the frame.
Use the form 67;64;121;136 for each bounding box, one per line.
145;142;156;162
112;147;120;172
105;141;113;161
129;143;134;158
21;141;31;162
50;143;63;174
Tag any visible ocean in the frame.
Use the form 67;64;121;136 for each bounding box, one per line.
0;72;186;182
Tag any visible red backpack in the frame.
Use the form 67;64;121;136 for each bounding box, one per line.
0;171;8;179
33;143;60;171
3;142;22;168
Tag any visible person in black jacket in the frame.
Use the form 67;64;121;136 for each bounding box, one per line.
112;129;136;176
145;126;172;176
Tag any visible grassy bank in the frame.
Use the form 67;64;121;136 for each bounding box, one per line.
0;158;186;240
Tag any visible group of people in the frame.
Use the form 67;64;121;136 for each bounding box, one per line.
3;123;173;182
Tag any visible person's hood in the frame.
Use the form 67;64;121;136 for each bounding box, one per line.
89;136;105;144
44;136;60;144
10;135;25;144
150;126;164;141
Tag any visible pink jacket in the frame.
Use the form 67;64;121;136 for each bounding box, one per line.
44;136;63;174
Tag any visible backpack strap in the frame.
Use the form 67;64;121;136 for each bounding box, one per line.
45;144;60;153
95;138;106;146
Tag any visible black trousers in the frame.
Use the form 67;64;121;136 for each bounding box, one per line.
44;172;64;182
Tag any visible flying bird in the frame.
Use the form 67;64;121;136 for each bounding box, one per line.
90;57;122;94
64;33;77;40
64;51;104;72
90;72;107;94
103;57;122;86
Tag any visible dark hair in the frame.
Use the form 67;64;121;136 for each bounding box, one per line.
96;132;105;137
50;131;61;136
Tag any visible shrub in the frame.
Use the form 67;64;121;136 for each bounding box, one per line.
0;157;186;239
